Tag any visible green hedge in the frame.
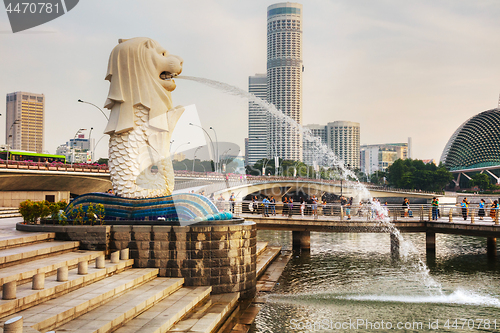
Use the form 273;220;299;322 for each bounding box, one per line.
19;200;67;224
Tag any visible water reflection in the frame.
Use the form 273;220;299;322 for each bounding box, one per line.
253;231;500;333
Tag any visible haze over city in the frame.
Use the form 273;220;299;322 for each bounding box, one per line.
1;0;500;162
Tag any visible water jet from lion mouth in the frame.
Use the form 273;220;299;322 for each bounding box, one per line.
160;71;175;80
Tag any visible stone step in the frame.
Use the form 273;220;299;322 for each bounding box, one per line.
0;267;160;332
0;250;104;289
0;241;80;269
114;286;212;333
0;232;55;251
0;258;134;319
0;208;17;212
167;292;239;333
256;242;268;257
0;209;19;213
256;247;281;279
0;213;22;219
56;277;186;333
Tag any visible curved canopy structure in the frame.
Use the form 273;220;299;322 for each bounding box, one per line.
441;108;500;171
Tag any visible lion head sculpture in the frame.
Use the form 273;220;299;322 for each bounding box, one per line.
103;37;183;134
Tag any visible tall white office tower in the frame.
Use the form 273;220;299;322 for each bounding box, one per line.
302;124;327;166
327;121;360;170
247;74;268;165
267;2;303;161
5;92;45;153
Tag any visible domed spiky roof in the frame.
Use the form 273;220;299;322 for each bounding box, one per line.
440;108;500;171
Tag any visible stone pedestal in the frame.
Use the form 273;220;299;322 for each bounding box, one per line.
426;232;436;257
96;255;105;269
292;231;310;250
487;237;497;259
78;261;88;275
390;233;400;258
2;281;16;300
110;251;120;263
32;273;45;290
57;267;68;282
120;248;129;260
110;220;257;298
4;316;23;333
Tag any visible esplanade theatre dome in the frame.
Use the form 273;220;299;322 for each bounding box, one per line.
440;108;500;171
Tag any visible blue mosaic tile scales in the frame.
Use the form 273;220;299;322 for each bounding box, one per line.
65;193;232;221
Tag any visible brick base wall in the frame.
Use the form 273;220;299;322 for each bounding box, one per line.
110;221;257;298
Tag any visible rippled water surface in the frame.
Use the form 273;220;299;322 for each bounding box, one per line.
252;231;500;332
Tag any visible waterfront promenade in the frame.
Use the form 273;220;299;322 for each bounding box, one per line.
241;212;500;257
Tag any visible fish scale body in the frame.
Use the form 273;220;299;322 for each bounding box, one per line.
108;106;174;198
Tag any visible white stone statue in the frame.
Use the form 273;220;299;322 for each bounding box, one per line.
104;37;184;198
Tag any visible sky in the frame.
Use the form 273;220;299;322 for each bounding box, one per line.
1;0;500;163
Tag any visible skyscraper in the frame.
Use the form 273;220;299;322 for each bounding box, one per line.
327;121;360;169
247;74;268;165
360;143;408;175
267;2;303;161
5;92;44;153
302;124;327;165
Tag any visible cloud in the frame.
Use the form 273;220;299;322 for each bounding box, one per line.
1;0;500;163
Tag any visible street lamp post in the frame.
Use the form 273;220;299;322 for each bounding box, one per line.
6;119;20;165
171;142;191;160
78;99;109;120
189;123;215;172
192;146;203;172
209;126;219;173
93;135;107;163
262;158;272;176
220;148;231;173
88;127;94;163
71;128;86;167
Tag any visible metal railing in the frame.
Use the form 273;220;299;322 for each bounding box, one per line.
0;160;109;173
208;201;500;225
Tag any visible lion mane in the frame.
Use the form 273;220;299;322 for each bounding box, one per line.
103;37;173;135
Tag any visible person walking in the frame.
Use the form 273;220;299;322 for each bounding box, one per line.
402;198;410;218
300;197;305;217
270;196;276;216
431;197;439;220
217;194;225;212
460;198;468;220
250;196;256;214
478;199;486;220
346;197;353;220
311;195;318;217
229;192;236;214
490;200;499;221
262;196;269;217
282;197;289;216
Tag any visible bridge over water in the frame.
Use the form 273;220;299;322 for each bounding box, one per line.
242;212;500;259
0;167;443;200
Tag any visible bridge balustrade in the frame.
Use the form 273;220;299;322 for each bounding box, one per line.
202;200;500;226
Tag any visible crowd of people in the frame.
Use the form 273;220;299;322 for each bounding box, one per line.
458;197;499;221
203;189;500;223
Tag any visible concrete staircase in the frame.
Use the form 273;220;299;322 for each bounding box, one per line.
0;231;248;333
0;208;21;219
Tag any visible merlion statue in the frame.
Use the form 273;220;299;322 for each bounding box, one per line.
104;37;184;198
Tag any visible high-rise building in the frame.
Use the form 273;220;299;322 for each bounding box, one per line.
5;91;44;153
267;2;303;162
56;133;95;164
247;74;268;165
360;143;408;176
327;121;360;169
302;124;327;165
